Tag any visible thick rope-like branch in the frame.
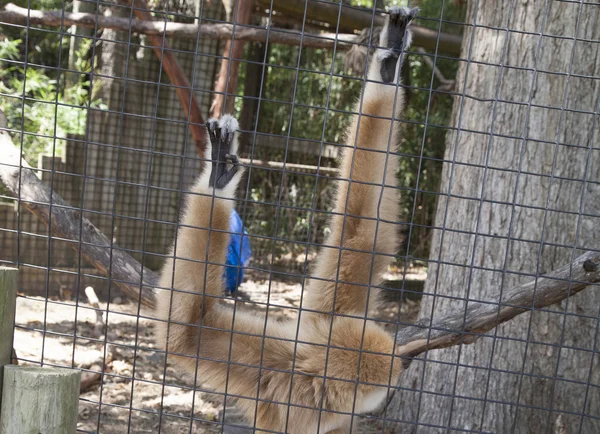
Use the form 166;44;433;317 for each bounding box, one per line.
0;112;157;309
1;109;597;358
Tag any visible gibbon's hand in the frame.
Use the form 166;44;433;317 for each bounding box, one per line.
207;115;240;189
379;6;419;83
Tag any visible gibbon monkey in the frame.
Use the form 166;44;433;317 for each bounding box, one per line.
156;7;418;433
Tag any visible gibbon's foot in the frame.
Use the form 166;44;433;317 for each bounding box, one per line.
379;6;419;83
207;115;240;189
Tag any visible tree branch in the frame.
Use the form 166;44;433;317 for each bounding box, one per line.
0;3;358;50
416;47;455;91
395;250;600;358
0;111;157;309
209;0;253;118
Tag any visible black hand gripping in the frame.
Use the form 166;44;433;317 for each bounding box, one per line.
207;118;240;189
380;7;419;84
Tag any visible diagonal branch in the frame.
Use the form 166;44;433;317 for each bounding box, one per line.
395;250;600;358
0;111;158;309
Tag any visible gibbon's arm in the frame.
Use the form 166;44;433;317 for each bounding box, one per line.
155;8;417;434
304;8;417;318
155;115;252;374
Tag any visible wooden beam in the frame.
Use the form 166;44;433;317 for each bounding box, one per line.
0;366;80;434
0;267;18;412
0;3;462;55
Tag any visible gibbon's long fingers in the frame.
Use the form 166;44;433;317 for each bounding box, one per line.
208;115;240;189
303;7;417;317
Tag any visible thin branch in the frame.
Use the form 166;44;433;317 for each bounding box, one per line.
416;47;454;91
238;158;339;176
396;250;600;358
0;111;158;309
85;286;105;338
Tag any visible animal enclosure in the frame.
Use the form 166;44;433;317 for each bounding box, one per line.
1;0;600;433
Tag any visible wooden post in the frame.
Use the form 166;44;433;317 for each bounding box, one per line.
0;366;81;434
0;267;17;411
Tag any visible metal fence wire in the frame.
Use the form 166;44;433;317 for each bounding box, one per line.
1;0;600;433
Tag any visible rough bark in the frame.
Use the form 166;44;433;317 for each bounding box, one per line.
387;2;600;433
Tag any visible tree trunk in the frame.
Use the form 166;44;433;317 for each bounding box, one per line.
387;2;600;433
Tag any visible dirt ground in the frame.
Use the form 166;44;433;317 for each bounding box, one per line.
13;272;422;434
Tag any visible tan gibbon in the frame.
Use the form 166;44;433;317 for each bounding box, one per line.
155;7;418;433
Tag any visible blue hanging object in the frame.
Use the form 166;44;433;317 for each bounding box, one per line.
223;209;252;294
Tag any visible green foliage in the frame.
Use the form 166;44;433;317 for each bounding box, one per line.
0;0;106;163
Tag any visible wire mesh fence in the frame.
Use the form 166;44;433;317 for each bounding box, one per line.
1;0;599;433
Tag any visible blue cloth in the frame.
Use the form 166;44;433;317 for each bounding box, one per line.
223;209;252;293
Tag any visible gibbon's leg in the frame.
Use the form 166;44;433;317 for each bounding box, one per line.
304;6;418;318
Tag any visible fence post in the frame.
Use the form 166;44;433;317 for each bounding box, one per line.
0;366;81;434
0;267;18;411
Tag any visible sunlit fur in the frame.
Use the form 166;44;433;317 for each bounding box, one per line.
155;8;415;433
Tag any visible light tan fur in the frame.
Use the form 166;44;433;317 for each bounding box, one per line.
156;10;414;434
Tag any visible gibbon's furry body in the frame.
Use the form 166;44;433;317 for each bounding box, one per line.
156;7;417;433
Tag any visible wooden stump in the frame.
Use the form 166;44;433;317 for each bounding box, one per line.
0;366;81;434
